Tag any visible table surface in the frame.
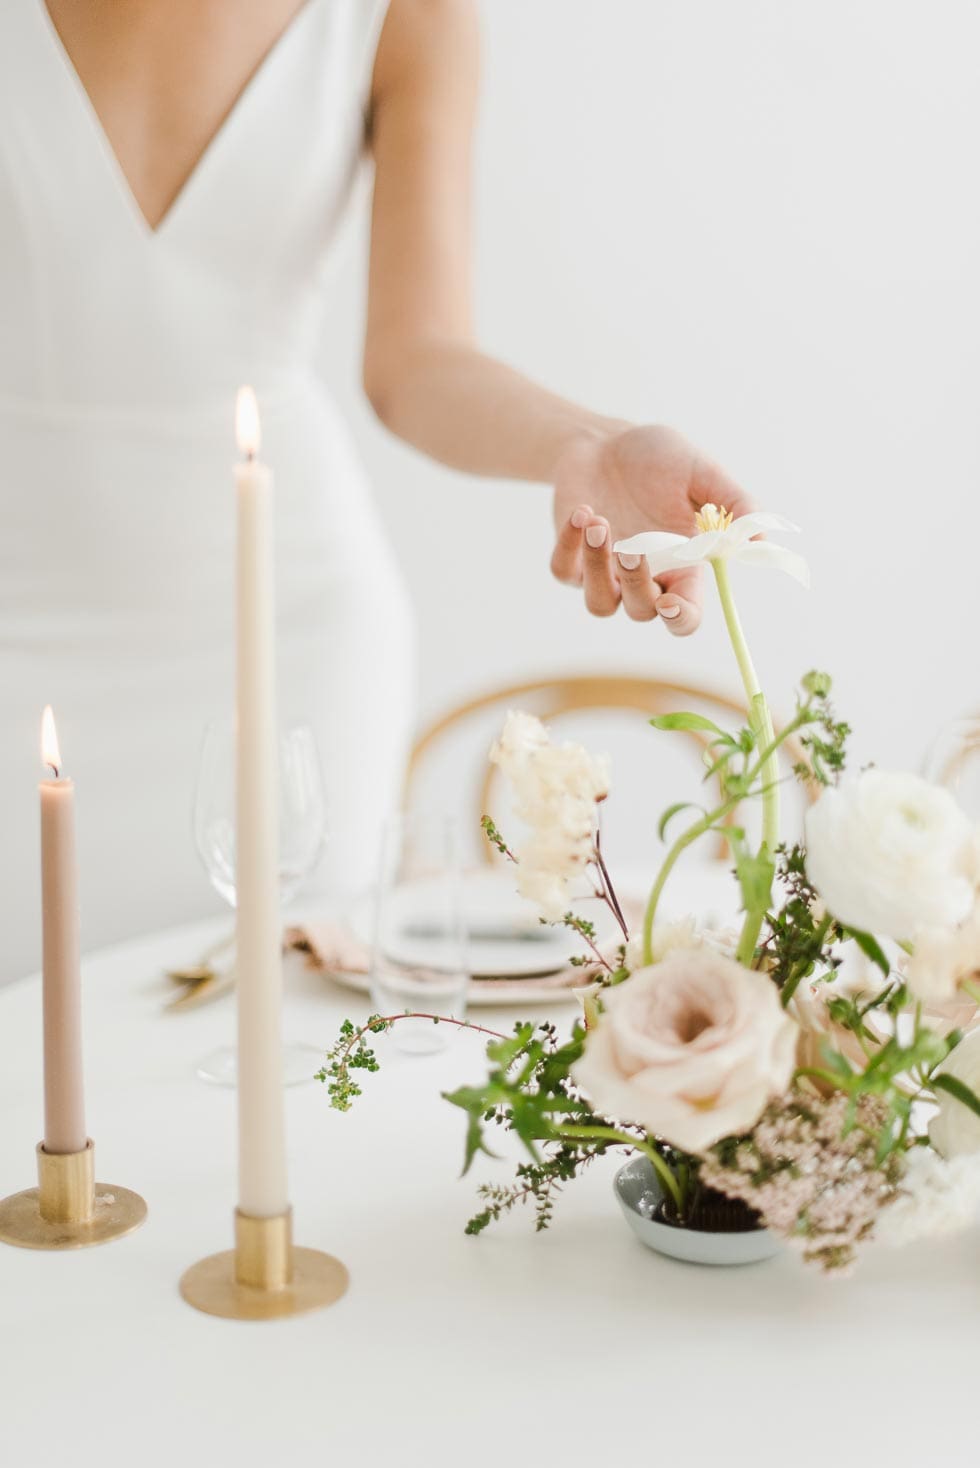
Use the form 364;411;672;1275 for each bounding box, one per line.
2;893;978;1468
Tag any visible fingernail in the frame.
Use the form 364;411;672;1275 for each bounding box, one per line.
617;552;642;571
659;604;681;620
571;507;592;529
585;525;607;549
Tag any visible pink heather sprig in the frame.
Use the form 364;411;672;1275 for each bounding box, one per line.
701;1091;904;1273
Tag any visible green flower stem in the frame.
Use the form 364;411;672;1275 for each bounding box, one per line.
711;558;781;965
712;558;779;855
641;716;805;967
642;794;742;962
734;903;767;968
556;1124;683;1211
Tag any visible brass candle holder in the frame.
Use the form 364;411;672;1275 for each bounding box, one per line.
0;1140;147;1250
180;1208;348;1320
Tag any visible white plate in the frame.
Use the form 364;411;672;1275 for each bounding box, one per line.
326;965;586;1008
347;868;622;979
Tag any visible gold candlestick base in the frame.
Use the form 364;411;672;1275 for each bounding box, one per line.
0;1141;147;1250
180;1208;349;1320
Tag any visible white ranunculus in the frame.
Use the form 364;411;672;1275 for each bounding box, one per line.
929;1029;980;1158
906;905;980;1004
489;711;609;921
804;770;975;941
876;1148;980;1246
614;505;810;587
572;951;798;1154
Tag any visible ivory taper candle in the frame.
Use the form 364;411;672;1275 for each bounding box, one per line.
39;706;87;1156
234;387;288;1218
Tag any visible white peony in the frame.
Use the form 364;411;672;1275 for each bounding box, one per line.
929;1028;980;1158
572;951;798;1154
489;711;609;921
804;770;975;941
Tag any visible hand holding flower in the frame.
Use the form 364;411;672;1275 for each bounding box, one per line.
551;425;755;634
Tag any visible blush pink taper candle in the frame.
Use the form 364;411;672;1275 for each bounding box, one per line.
39;706;87;1156
234;388;288;1218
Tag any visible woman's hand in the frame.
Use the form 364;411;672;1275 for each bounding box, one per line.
551;425;755;635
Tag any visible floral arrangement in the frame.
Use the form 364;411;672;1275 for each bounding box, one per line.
320;506;980;1273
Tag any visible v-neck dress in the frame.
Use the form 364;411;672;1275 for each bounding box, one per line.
0;0;415;981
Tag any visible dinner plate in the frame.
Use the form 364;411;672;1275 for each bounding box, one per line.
346;868;622;979
326;965;586;1008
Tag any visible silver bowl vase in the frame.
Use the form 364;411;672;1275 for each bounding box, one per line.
614;1156;780;1266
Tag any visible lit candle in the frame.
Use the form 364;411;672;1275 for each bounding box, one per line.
234;387;288;1218
39;706;87;1156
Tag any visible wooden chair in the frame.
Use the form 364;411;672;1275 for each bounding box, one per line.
405;674;811;862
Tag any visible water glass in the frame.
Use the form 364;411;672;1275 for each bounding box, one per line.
191;719;327;1086
370;813;469;1054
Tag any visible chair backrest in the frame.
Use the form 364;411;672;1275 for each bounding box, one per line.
406;674;812;863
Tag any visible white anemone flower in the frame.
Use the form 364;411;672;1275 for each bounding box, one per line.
614;505;810;587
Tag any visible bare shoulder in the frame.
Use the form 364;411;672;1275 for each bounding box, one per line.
373;0;479;99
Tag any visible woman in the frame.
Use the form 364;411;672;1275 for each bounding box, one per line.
0;0;749;981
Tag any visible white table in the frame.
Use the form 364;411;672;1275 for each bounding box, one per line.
1;914;978;1468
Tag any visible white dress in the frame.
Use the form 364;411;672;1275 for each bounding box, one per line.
0;0;416;981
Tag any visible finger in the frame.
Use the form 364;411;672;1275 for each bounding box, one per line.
655;563;703;637
583;517;620;617
550;504;592;587
615;552;660;622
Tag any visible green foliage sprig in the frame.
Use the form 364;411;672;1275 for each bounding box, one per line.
481;815;516;861
465;1146;602;1235
316;1013;507;1111
765;843;840;1006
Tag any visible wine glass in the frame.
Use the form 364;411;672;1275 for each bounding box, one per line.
370;812;469;1055
923;714;980;821
192;720;327;1087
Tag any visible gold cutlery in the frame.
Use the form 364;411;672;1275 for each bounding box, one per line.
163;932;235;1011
164;968;235;1012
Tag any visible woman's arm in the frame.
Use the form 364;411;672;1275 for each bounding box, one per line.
364;0;753;632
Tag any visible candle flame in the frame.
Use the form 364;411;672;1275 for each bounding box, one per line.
236;385;261;460
41;705;62;777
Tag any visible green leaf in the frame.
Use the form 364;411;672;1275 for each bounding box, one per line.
650;712;730;737
702;749;737;782
735;850;776;915
443;1087;501;1173
932;1073;980;1122
657;801;704;841
817;1041;856;1079
845;928;891;979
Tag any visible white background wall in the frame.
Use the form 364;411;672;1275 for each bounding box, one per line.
321;0;979;786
